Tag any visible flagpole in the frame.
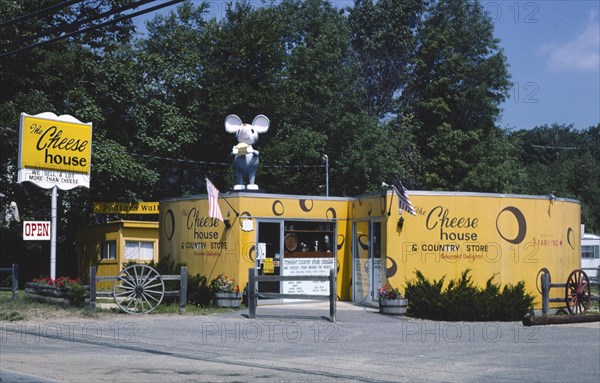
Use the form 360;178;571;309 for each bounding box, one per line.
205;177;240;217
220;193;239;217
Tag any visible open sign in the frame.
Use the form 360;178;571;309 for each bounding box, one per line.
23;221;51;240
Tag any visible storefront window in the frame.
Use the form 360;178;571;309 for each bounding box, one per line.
282;220;335;296
283;220;334;255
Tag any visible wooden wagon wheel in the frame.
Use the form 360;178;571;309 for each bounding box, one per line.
113;264;165;314
565;269;591;315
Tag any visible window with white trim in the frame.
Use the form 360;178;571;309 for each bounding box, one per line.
124;240;155;261
582;245;599;259
100;240;116;260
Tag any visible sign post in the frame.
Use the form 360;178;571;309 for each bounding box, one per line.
17;112;92;279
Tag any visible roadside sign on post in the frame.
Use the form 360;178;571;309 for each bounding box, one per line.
17;111;92;279
23;221;51;240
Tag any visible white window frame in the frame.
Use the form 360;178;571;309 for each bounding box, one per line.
100;240;116;260
582;245;599;259
124;240;156;261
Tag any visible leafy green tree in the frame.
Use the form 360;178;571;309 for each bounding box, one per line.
348;0;424;118
515;124;581;195
402;0;512;191
576;124;600;232
0;1;143;242
461;128;525;192
514;124;600;232
268;0;360;194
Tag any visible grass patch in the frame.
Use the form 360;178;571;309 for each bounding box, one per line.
0;290;237;321
0;290;93;321
0;310;25;321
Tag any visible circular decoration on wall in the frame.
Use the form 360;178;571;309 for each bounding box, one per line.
386;258;398;278
285;234;298;251
566;227;575;249
272;200;284;216
248;245;255;261
337;234;345;250
357;234;369;250
380;195;387;215
496;206;527;244
536;268;551;294
164;209;175;241
240;211;252;218
326;207;337;220
299;199;313;212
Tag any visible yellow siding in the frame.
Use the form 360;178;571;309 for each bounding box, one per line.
159;192;580;306
77;220;158;290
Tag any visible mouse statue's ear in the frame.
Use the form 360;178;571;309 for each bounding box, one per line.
252;115;270;133
225;114;243;133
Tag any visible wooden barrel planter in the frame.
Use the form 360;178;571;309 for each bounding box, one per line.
214;292;242;308
379;298;408;315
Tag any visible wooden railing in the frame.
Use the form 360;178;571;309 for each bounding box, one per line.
0;264;19;301
247;268;336;322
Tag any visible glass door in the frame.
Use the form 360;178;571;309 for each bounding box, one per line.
353;220;382;304
256;221;282;296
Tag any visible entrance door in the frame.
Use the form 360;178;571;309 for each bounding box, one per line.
353;220;382;304
256;221;282;296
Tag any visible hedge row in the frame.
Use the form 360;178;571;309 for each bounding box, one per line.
405;270;534;321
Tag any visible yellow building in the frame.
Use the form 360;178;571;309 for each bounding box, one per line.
159;191;580;306
77;220;159;288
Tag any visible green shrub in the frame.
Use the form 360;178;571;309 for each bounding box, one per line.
67;283;88;307
187;274;212;306
148;255;212;307
404;270;446;320
405;269;534;321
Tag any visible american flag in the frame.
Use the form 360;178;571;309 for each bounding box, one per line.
206;178;224;221
391;179;416;216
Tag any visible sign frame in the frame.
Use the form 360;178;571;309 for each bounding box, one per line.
17;112;92;190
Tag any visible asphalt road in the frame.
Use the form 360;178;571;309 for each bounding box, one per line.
1;302;599;382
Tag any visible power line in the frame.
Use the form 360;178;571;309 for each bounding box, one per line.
0;0;85;28
0;0;185;59
131;153;325;169
6;0;158;48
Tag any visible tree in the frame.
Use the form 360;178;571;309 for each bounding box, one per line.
0;1;143;243
514;124;600;232
401;0;512;191
348;0;424;118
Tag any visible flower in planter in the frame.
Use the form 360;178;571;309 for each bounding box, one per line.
30;276;87;306
32;276;82;288
209;274;240;294
377;285;403;300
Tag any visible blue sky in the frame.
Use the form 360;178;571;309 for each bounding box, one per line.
489;0;600;131
134;1;600;131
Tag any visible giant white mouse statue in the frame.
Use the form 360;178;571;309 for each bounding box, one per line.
225;114;270;190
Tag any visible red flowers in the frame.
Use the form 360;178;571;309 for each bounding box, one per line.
31;276;82;289
210;274;238;293
377;285;403;300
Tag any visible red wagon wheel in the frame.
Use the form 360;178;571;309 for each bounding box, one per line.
565;269;591;315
